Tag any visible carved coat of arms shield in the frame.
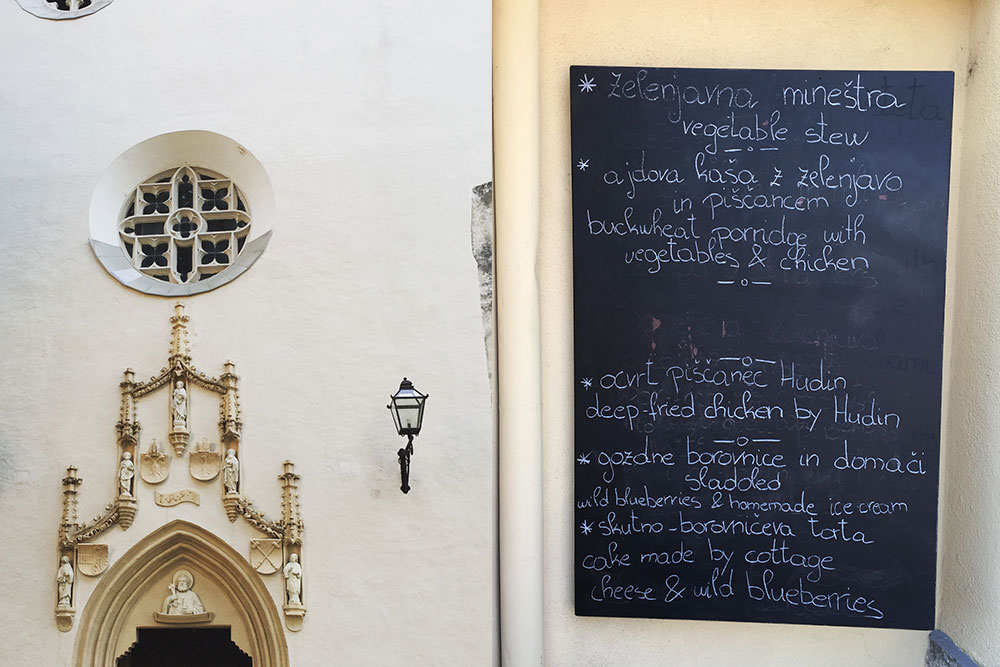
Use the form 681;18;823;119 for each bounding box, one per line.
249;539;282;574
77;544;109;577
140;451;170;484
189;448;221;481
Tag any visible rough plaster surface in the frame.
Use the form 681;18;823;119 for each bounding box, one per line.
471;181;495;378
532;0;973;665
0;2;493;665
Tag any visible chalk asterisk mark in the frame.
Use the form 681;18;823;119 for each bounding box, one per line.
580;520;594;535
577;75;596;93
576;452;592;465
576;158;590;172
580;377;593;390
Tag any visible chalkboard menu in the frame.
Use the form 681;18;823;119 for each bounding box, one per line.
571;67;953;629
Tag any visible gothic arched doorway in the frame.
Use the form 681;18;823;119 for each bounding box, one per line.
74;520;288;667
116;627;252;666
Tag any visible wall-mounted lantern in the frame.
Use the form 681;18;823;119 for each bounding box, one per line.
387;378;428;494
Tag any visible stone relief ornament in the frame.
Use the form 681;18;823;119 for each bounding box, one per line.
76;544;110;576
155;489;201;507
140;438;170;484
154;569;213;624
56;556;74;608
162;570;204;614
249;539;282;575
55;304;305;632
189;438;220;481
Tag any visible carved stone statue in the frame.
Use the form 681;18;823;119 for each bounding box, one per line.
56;556;74;607
119;451;135;496
283;553;302;605
161;570;205;615
172;381;188;430
223;448;239;493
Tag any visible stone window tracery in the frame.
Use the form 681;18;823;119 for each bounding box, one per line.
119;167;252;285
46;0;92;10
15;0;112;19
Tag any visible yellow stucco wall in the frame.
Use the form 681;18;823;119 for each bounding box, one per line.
938;0;1000;663
495;0;990;663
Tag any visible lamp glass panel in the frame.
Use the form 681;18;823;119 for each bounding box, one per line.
396;399;424;431
389;381;427;435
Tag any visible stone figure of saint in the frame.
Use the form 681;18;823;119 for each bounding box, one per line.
172;381;188;430
119;451;135;496
283;553;302;605
223;448;239;493
161;570;205;615
56;556;74;608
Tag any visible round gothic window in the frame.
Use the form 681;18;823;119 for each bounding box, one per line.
118;167;252;285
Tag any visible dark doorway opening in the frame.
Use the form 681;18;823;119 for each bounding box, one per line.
116;627;252;667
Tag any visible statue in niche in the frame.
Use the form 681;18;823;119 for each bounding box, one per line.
283;554;302;605
223;448;239;494
171;380;188;430
56;556;74;607
118;451;135;496
161;570;205;615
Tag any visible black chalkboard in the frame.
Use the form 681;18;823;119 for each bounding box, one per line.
571;66;953;629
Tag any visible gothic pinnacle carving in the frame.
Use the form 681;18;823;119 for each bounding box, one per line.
59;467;82;546
117;369;139;445
279;461;303;546
168;302;192;366
220;360;242;441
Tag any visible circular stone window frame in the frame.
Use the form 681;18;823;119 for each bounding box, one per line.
90;131;275;297
15;0;113;20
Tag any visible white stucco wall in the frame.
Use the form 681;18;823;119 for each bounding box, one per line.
0;1;494;665
495;0;978;664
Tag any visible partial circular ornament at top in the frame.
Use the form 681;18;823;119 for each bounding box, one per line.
15;0;114;20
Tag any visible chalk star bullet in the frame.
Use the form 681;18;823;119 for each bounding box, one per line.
580;377;593;390
580;520;594;535
576;158;590;171
576;452;591;465
577;75;596;93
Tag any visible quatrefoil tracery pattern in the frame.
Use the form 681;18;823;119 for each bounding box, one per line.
44;0;92;10
119;167;251;284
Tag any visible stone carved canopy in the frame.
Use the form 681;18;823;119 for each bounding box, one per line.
56;304;305;633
